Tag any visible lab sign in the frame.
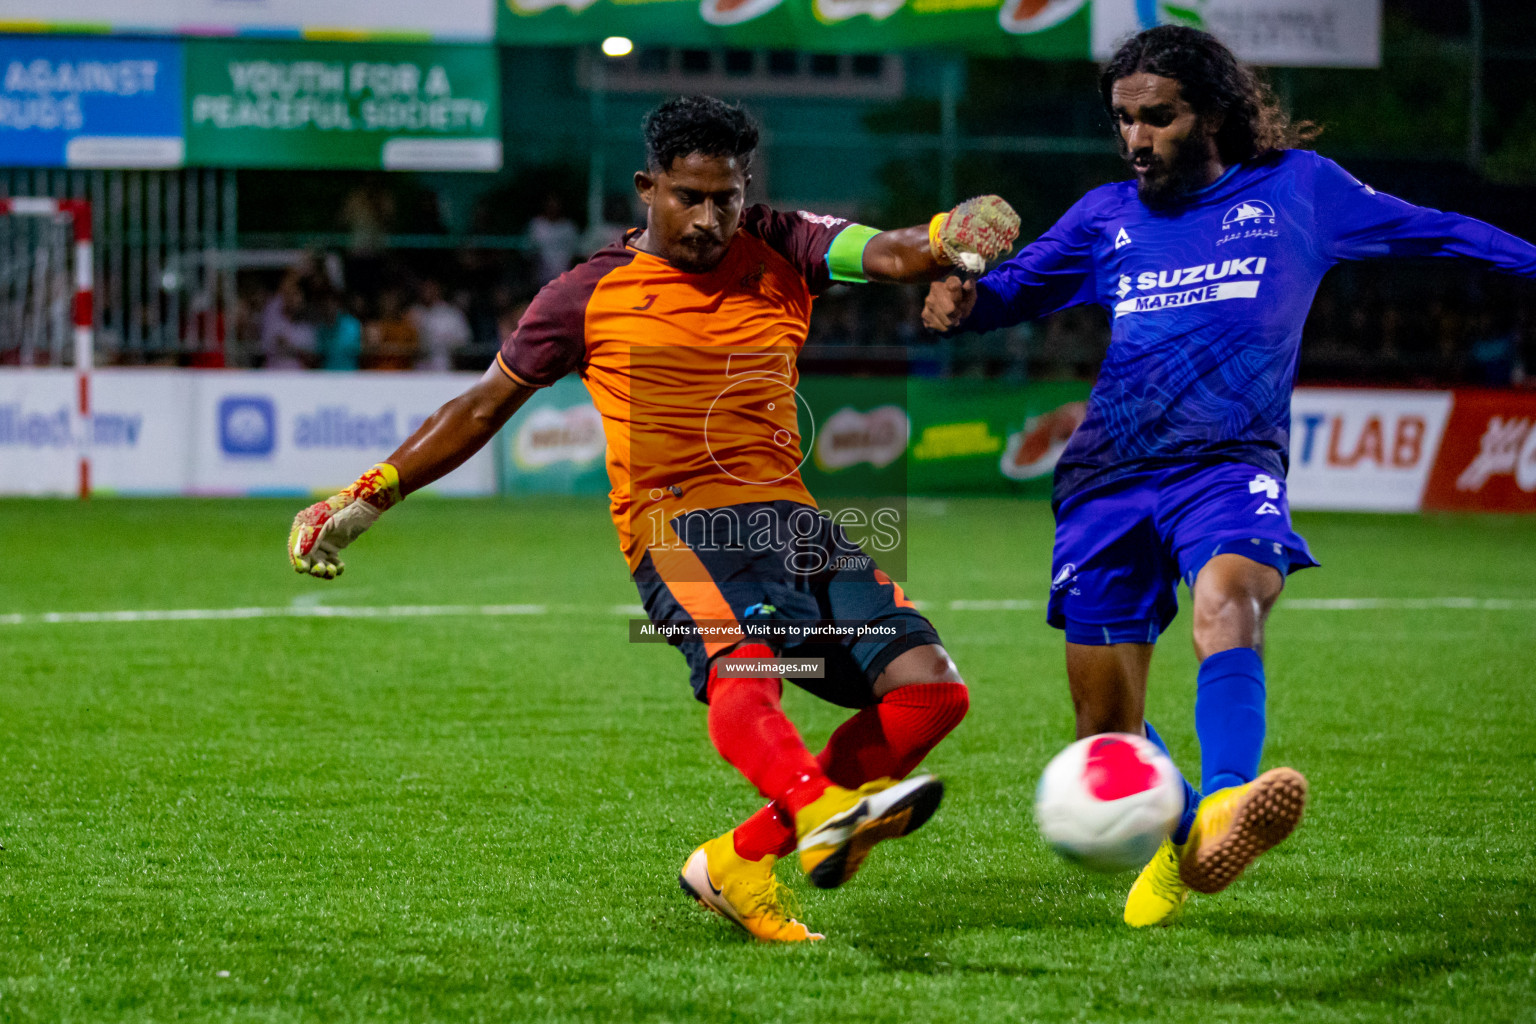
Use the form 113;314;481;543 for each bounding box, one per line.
1286;388;1452;512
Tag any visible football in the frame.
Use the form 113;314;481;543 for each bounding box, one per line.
1034;732;1185;873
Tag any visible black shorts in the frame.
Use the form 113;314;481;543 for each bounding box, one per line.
632;500;942;708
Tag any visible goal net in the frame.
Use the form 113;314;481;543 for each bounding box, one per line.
0;198;95;496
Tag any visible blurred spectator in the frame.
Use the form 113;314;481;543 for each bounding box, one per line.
313;282;363;371
412;278;473;372
364;287;419;371
341;183;395;257
260;268;317;369
581;195;636;257
529;192;580;285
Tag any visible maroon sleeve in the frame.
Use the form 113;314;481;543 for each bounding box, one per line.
495;249;632;386
739;204;853;295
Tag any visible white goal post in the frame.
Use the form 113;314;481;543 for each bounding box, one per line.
0;198;94;498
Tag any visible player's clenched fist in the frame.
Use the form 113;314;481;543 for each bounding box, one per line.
923;276;977;333
929;195;1020;273
288;462;402;579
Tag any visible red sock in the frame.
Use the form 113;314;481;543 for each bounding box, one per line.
731;681;970;861
707;644;829;818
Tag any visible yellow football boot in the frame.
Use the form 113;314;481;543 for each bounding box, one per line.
679;833;823;943
1180;767;1308;894
794;774;944;890
1124;836;1189;927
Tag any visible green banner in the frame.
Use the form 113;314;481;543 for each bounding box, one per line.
496;376;1092;499
498;377;612;496
184;40;502;170
497;0;1089;57
798;377;1090;497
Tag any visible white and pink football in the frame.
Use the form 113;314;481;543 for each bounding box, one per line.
1034;732;1184;873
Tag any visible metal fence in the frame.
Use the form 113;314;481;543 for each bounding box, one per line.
0;169;236;365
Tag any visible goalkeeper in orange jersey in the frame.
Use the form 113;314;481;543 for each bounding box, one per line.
288;95;1018;942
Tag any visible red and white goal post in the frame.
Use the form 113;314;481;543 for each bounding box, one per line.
0;198;94;498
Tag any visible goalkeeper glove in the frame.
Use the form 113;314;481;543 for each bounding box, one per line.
288;462;401;579
929;195;1021;273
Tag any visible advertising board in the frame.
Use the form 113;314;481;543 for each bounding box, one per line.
0;37;184;168
497;377;609;496
1286;388;1453;512
1421;390;1536;513
0;0;494;41
183;41;501;170
6;373;1531;513
1090;0;1381;67
497;0;1379;65
0;369;496;497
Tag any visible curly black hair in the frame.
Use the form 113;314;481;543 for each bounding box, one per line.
642;95;760;173
1100;25;1318;163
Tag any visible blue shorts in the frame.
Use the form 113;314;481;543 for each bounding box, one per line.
1047;462;1319;645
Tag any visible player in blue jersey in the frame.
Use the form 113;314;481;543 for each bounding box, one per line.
925;26;1536;927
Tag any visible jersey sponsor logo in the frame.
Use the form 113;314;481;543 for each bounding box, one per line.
1114;280;1260;317
1113;257;1267;317
1114;226;1131;249
632;294;658;311
1256;502;1281;515
1127;257;1267;292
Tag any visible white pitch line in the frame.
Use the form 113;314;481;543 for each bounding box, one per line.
0;596;1531;628
949;599;1044;611
0;604;548;626
1280;597;1536;611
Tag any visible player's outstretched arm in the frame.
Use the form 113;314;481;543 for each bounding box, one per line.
860;195;1020;283
288;364;537;579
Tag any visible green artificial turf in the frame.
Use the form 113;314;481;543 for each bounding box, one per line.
1;497;1533;1023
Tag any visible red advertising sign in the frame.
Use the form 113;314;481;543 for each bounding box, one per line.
1422;390;1536;512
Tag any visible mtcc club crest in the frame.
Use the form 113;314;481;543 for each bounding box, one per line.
1222;200;1277;231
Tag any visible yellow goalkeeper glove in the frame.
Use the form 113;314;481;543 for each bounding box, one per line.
287;462;401;579
929;195;1021;273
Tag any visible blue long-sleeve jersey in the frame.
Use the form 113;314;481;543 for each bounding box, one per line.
963;148;1536;503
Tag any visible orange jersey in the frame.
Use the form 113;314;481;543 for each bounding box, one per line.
496;205;859;568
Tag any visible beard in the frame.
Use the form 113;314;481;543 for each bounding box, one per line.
668;232;728;274
1127;132;1218;209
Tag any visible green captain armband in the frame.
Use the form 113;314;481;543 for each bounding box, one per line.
826;224;882;283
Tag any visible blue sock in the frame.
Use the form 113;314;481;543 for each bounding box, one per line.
1144;721;1199;846
1195;647;1267;794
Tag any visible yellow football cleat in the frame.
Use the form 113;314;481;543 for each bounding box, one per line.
1180;767;1308;894
679;833;823;943
1124;836;1189;927
794;775;944;890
